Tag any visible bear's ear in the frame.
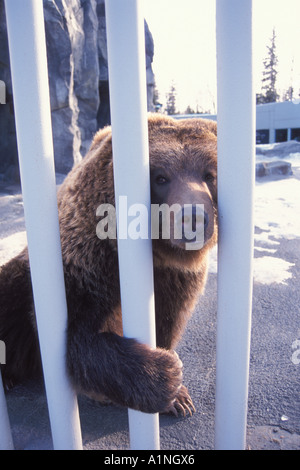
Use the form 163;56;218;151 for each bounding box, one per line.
177;118;217;139
147;113;177;131
203;119;217;137
90;126;112;151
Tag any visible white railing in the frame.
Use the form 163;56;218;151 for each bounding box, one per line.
215;0;255;450
0;0;254;451
105;0;160;450
3;0;82;450
0;373;13;450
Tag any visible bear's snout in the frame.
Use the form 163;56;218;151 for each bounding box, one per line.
179;205;209;241
172;204;210;250
182;205;209;234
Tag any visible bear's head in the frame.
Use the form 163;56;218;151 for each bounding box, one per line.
147;114;217;267
81;114;217;271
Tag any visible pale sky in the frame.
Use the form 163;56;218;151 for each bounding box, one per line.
143;0;300;113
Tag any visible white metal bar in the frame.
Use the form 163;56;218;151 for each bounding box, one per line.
5;0;82;450
215;0;255;450
105;0;160;450
0;373;14;450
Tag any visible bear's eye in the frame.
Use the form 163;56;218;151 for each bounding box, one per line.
204;172;215;183
155;175;169;185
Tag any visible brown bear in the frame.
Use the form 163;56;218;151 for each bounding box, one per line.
0;114;217;416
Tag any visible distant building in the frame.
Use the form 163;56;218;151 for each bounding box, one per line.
173;101;300;145
256;101;300;144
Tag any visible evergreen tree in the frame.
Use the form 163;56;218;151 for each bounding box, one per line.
165;82;177;115
282;86;294;102
282;58;297;102
257;29;279;104
153;80;162;112
185;105;195;115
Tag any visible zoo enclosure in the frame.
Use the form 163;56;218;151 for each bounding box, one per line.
0;0;255;450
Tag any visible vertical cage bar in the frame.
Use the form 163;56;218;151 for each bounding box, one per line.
215;0;255;450
0;373;14;450
5;0;82;450
105;0;160;450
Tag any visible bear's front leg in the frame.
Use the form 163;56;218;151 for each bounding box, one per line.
66;321;185;414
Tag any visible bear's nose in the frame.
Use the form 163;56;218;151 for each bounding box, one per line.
181;205;208;233
175;204;208;244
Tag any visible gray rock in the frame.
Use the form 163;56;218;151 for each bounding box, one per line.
0;0;155;180
0;0;18;181
256;140;300;158
145;20;155;112
256;162;267;178
256;161;293;178
43;0;89;172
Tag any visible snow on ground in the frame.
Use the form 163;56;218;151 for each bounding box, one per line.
253;151;300;284
209;148;300;285
0;231;27;266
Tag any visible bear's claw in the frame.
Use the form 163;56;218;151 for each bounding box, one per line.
164;384;196;417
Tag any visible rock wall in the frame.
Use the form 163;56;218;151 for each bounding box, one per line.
0;0;155;179
0;0;18;181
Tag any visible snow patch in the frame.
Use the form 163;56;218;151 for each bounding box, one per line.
255;177;300;243
253;256;295;285
208;148;300;285
0;231;27;267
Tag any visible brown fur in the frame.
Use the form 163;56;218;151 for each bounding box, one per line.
0;114;217;415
